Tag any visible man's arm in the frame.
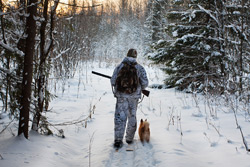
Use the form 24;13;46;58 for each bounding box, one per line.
111;66;119;86
138;66;149;90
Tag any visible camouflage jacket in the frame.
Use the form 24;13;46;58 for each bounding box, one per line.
111;57;149;98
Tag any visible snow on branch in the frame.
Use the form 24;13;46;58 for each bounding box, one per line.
197;5;220;27
0;67;21;81
51;48;70;61
226;24;250;46
0;67;11;75
0;41;24;56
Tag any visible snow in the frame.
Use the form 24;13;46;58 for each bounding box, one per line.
157;40;165;45
172;30;178;37
233;11;241;15
178;33;202;43
204;44;211;50
212;51;221;56
189;10;196;22
0;61;250;167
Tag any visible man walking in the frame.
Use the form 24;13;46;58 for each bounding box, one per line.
111;48;149;149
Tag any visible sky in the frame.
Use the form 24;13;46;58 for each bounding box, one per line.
4;0;145;14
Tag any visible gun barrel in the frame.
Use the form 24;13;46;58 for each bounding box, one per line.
92;71;111;79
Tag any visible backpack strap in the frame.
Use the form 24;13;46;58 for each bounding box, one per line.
122;61;137;67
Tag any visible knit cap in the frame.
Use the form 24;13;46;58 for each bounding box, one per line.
127;49;137;58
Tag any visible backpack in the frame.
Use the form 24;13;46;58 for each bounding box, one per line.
116;62;139;94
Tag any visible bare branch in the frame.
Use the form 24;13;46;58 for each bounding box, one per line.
57;1;102;9
231;97;250;152
0;119;15;135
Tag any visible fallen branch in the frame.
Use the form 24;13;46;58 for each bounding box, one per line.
30;91;108;138
50;115;92;126
48;92;107;128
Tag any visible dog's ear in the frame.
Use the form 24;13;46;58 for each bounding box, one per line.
145;119;147;122
140;119;143;123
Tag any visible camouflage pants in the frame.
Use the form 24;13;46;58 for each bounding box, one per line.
114;97;138;142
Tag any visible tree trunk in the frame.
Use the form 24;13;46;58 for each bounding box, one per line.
18;0;38;139
239;0;245;94
32;0;49;131
0;0;9;112
32;0;58;131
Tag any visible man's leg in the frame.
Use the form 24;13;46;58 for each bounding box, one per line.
125;98;138;143
114;98;128;143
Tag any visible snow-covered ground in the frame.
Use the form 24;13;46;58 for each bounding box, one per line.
0;61;250;167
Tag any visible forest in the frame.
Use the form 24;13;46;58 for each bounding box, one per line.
0;0;250;166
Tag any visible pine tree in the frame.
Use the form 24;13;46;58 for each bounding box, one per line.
0;0;25;118
146;0;169;42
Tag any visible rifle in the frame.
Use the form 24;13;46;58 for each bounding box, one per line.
92;71;150;97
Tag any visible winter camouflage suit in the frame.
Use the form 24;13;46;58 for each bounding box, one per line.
111;55;148;144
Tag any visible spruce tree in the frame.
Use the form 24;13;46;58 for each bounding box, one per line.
224;0;250;95
149;0;226;93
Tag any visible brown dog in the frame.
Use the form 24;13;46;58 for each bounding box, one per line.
138;119;150;143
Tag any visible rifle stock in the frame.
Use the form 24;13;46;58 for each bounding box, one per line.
142;90;150;97
92;71;150;97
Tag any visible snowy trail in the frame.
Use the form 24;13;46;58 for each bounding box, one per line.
105;140;156;167
59;65;163;167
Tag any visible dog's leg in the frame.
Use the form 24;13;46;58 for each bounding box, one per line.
146;129;150;142
139;125;144;142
